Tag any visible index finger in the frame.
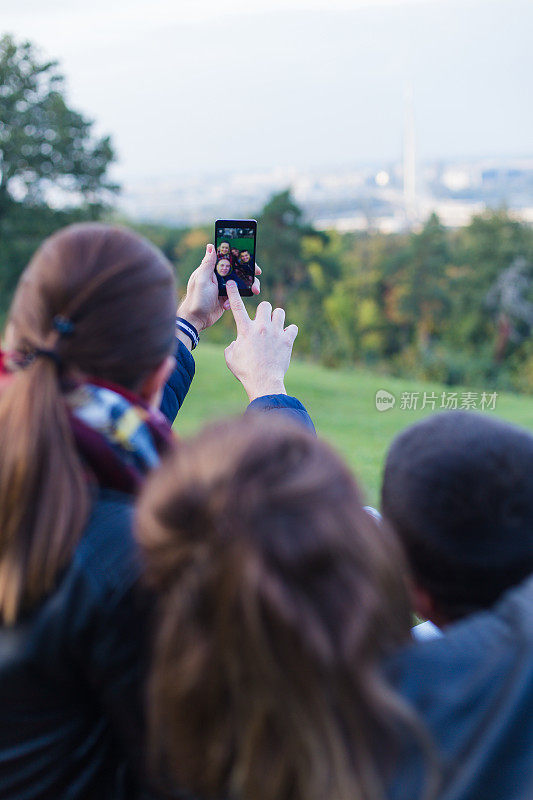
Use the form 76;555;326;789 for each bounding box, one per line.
226;281;251;333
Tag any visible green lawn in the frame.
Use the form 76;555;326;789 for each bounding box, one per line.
175;344;533;506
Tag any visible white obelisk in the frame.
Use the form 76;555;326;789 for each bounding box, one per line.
403;84;417;225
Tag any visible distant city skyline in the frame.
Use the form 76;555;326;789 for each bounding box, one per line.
2;0;532;183
117;154;533;233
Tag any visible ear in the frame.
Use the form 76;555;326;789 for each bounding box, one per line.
137;355;175;408
411;583;449;629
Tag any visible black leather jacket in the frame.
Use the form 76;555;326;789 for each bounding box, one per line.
0;342;197;800
0;340;314;799
0;490;153;799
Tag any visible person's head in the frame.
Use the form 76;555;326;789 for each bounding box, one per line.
231;247;240;258
137;418;426;800
0;222;177;623
217;241;230;256
381;411;533;626
240;249;251;263
216;258;232;277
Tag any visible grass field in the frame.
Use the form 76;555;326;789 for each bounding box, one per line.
175;344;533;506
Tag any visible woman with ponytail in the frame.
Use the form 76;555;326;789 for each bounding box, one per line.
0;223;309;799
137;418;437;800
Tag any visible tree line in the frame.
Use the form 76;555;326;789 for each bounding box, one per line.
134;192;533;393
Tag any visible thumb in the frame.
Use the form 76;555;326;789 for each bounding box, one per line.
224;340;235;365
199;243;217;273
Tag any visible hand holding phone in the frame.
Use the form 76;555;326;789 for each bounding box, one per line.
177;236;261;343
215;219;257;297
177;244;224;335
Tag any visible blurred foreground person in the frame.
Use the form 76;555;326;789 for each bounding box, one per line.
382;411;533;800
0;223;309;799
137;418;437;800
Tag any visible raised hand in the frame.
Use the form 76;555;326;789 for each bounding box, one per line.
224;280;298;402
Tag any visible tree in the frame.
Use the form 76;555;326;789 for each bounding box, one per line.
257;190;321;306
0;35;118;316
0;35;117;216
325;232;407;363
450;211;533;352
256;190;344;357
383;214;453;350
486;256;533;362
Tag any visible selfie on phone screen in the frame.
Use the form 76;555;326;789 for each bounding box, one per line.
215;220;256;297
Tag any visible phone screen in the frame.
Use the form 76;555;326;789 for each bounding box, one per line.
215;219;257;297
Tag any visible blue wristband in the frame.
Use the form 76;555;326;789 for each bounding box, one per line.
176;317;200;350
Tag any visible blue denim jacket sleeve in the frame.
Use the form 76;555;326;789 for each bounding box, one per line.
160;339;195;425
245;394;315;433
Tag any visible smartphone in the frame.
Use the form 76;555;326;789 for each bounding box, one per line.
214;219;257;297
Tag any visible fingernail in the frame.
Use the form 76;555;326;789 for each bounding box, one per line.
223;301;230;310
207;244;214;253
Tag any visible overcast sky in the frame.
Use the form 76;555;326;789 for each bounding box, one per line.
2;0;532;181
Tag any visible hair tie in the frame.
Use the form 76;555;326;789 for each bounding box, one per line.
53;315;75;336
34;349;62;370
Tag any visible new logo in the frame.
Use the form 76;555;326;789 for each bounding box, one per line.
375;389;396;412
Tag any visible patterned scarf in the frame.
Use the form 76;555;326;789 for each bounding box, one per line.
66;378;173;494
0;352;172;494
